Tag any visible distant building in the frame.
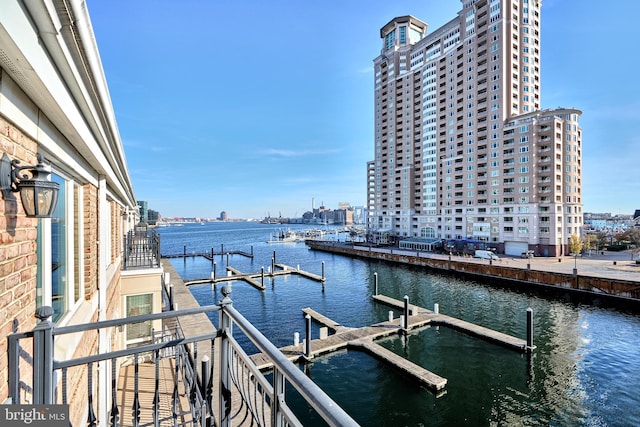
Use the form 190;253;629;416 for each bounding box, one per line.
353;206;368;225
368;1;583;257
333;207;354;225
137;200;149;223
584;212;633;232
148;209;160;225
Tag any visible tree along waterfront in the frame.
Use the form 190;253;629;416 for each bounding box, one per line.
158;222;640;426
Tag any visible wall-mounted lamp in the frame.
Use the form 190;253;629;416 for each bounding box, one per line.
1;153;59;218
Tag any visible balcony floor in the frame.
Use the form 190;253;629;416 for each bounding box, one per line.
117;358;193;427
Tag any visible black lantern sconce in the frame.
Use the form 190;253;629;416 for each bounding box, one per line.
1;153;59;218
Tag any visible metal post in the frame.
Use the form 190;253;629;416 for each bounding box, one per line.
251;245;254;256
261;266;265;287
33;306;55;404
271;257;275;274
374;272;378;295
271;367;285;426
183;245;186;257
526;307;534;351
8;320;20;404
219;286;233;427
169;285;174;310
322;261;325;281
403;295;409;334
226;252;229;266
221;243;224;254
273;250;276;264
213;262;217;280
211;247;214;259
201;355;212;426
305;313;312;359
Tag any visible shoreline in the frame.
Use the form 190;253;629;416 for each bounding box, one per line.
306;241;640;311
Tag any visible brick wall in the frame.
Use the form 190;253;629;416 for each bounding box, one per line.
83;183;99;299
0;115;40;403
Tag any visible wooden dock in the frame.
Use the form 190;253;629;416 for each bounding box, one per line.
349;339;447;392
183;263;325;290
302;307;352;333
275;263;325;282
164;250;254;260
374;294;530;351
373;294;425;315
249;294;532;393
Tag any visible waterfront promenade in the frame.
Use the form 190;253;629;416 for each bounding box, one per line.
306;241;640;305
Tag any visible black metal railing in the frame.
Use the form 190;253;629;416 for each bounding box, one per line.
7;286;359;427
123;223;161;270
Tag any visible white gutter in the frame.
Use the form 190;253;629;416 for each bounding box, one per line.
17;0;136;208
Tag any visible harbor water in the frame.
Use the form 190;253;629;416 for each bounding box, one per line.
158;222;640;426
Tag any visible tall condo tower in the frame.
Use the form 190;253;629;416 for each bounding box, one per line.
368;0;582;256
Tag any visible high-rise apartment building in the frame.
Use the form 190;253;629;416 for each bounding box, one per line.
368;0;582;256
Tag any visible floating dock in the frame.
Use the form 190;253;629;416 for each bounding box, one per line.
249;294;533;393
302;307;352;333
183;263;325;290
349;339;448;392
164;250;254;260
374;295;530;351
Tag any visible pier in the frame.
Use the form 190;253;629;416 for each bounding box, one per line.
163;244;255;260
249;295;532;393
307;240;640;307
373;295;531;351
302;307;352;333
184;262;325;290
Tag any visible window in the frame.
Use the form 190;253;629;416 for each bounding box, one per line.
37;174;83;323
126;293;154;348
385;30;395;50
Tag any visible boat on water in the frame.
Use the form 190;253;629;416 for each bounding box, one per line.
267;228;302;243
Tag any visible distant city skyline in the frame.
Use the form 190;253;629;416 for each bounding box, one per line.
88;1;639;219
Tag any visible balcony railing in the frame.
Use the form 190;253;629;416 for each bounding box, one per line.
7;286;358;427
123;223;161;270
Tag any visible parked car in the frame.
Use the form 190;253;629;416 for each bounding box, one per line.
475;250;499;260
521;250;535;258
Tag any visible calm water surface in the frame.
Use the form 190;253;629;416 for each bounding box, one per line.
158;222;640;426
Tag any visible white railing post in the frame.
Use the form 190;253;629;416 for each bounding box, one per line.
218;285;233;427
272;367;285;427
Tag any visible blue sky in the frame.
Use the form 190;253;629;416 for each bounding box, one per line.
88;0;639;220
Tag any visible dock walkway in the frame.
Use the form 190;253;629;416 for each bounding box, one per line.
250;294;531;393
183;263;325;290
302;307;352;333
164;250;254;260
373;295;529;351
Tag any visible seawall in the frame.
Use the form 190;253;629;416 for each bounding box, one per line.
306;241;640;309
